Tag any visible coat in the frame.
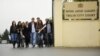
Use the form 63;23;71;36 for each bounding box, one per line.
28;22;37;33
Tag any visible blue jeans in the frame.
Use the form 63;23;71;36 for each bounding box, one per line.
11;33;17;42
11;33;17;48
30;32;36;46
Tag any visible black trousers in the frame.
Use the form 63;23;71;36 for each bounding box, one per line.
17;34;24;48
36;33;43;47
12;41;17;48
25;36;30;47
44;33;53;47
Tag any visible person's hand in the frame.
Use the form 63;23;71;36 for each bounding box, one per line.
22;35;25;38
39;29;42;32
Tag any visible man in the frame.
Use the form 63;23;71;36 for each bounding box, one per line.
44;19;53;47
28;18;36;47
36;17;44;47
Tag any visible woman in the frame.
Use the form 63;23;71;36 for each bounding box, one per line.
16;21;23;48
20;22;25;47
22;21;30;48
10;21;17;48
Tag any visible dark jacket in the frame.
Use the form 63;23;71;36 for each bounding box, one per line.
44;22;53;33
22;26;29;36
10;25;17;34
22;26;30;42
16;24;22;34
36;21;43;32
28;22;37;33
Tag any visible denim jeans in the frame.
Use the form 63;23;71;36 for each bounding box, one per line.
11;33;17;42
11;33;17;48
30;32;36;46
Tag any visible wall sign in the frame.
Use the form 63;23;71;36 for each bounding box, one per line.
62;1;98;20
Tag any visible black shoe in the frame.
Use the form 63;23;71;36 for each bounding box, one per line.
39;45;43;48
32;45;35;48
38;45;41;48
17;46;20;48
22;45;24;47
41;45;43;48
26;46;28;48
26;45;29;48
13;46;15;48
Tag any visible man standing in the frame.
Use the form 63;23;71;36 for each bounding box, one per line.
44;19;53;47
36;17;44;47
28;18;36;47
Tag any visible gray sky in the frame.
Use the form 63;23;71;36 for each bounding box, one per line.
0;0;52;34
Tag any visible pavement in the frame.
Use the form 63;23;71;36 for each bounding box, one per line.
0;44;100;56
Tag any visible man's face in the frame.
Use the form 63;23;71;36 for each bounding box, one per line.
45;19;48;22
32;18;35;22
37;17;40;21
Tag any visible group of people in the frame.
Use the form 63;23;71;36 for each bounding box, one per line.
10;17;54;48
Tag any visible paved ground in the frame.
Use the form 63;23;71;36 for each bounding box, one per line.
0;44;100;56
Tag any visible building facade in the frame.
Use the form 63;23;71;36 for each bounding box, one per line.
54;0;100;47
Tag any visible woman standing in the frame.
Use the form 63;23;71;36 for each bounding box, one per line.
16;21;23;48
20;22;25;48
10;21;17;48
22;21;30;48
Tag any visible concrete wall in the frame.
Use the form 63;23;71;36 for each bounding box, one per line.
54;0;63;47
54;0;100;47
62;21;100;47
